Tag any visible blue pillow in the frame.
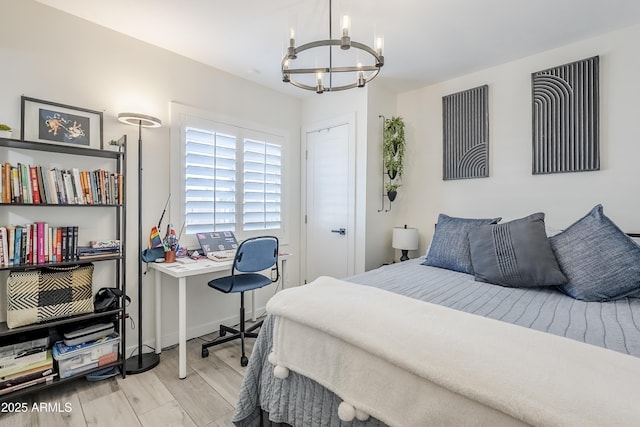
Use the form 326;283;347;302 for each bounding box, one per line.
423;214;501;274
468;212;567;288
549;204;640;301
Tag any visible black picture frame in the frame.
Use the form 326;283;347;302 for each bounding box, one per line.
20;96;104;149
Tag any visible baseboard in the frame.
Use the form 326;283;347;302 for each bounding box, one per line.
124;305;266;356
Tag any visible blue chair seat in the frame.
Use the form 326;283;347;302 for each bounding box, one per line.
208;273;273;294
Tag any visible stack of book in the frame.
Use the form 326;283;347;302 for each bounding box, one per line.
0;162;123;206
77;240;121;261
0;338;56;396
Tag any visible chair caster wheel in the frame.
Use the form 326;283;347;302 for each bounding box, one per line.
202;348;209;358
241;356;248;367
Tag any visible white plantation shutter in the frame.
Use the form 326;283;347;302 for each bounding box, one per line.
243;139;282;230
184;127;236;234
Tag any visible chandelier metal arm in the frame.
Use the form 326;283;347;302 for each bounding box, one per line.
286;65;380;74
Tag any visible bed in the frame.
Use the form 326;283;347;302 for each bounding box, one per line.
232;206;640;426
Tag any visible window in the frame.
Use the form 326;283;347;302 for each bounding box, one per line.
182;121;284;237
243;139;282;230
185;128;237;234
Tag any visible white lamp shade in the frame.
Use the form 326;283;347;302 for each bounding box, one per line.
392;226;419;250
117;112;162;128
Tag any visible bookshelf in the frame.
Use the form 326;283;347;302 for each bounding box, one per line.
0;136;127;401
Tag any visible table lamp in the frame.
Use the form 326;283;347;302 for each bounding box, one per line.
392;225;419;261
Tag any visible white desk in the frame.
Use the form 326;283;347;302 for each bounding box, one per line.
149;255;289;379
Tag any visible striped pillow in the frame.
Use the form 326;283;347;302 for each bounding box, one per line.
468;213;567;288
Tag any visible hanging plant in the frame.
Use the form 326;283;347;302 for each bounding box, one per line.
383;116;406;179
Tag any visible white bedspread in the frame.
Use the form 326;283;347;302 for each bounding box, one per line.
266;276;640;427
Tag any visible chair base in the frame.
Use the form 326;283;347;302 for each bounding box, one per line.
201;320;263;367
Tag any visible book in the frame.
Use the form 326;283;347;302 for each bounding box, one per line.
53;168;65;204
29;166;40;204
0;227;6;267
0;337;48;357
21;163;31;204
0;373;56;396
62;170;75;204
0;366;54;391
56;227;62;262
46;169;59;204
7;224;14;266
0;348;48;371
72;226;79;261
0;350;52;379
44;222;50;263
71;168;84;205
11;166;20;203
37;222;45;264
13;226;22;265
2;162;10;203
37;166;48;204
26;223;33;264
61;227;68;261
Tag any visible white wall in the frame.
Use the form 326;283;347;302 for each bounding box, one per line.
397;24;640;254
0;0;302;351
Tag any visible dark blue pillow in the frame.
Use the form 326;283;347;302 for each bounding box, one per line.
423;214;501;274
549;204;640;301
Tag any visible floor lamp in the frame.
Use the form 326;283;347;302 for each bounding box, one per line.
118;112;162;374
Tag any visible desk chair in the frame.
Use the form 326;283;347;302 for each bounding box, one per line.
201;236;279;366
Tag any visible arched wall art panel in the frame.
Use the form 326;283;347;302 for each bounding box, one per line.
442;85;489;180
531;56;599;174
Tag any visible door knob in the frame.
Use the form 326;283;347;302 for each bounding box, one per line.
331;228;346;235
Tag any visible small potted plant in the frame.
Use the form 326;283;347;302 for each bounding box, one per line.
385;182;400;202
0;124;12;139
108;139;122;152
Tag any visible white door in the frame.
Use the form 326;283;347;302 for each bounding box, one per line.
305;123;354;282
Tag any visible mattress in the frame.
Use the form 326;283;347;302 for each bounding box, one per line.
233;259;640;426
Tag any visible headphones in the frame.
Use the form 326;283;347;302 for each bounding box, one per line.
94;287;131;312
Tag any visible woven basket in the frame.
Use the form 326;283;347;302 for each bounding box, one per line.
6;264;94;329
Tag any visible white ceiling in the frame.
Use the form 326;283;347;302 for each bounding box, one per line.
36;0;640;98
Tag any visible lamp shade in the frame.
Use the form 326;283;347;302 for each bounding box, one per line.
117;112;162;128
392;226;419;250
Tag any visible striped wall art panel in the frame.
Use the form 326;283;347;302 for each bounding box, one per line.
532;56;599;174
442;85;489;180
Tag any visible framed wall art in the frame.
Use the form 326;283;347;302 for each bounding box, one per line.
20;96;104;149
442;85;489;180
531;56;599;174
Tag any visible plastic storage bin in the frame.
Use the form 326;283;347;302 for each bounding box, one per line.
52;333;119;378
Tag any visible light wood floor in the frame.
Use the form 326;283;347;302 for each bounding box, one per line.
2;330;254;427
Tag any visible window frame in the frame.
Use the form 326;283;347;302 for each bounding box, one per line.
170;105;288;250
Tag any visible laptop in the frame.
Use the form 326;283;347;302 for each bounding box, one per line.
196;231;239;262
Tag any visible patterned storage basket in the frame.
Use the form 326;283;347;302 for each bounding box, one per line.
6;264;94;329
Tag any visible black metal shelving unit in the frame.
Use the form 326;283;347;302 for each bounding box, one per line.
0;136;127;401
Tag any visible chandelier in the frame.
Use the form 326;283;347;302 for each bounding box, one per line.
281;0;384;93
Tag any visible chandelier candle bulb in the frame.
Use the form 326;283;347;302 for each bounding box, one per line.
342;16;350;36
316;72;324;94
376;37;384;56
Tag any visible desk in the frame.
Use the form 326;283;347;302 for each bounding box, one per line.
149;255;289;379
